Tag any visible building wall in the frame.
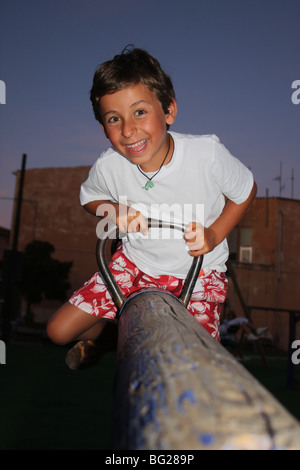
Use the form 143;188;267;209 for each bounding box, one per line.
11;166;98;322
227;197;300;351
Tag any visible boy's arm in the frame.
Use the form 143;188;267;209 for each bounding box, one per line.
83;200;110;216
83;200;148;234
185;181;257;256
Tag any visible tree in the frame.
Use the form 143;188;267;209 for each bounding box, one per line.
21;240;73;320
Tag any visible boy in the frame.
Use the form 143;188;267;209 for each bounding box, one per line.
47;47;257;369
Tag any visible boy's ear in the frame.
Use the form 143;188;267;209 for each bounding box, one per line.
165;98;177;126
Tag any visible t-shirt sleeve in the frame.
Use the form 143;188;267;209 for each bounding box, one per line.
212;137;254;204
79;157;114;206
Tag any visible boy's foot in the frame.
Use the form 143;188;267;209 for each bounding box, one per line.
65;322;118;370
65;340;103;370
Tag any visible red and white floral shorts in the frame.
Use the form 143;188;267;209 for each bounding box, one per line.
69;245;228;341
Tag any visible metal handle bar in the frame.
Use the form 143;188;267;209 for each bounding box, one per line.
96;220;203;311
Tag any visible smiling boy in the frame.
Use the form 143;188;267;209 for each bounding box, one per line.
47;47;257;369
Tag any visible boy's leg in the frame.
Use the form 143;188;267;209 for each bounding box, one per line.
47;301;109;345
47;247;138;368
187;271;228;341
47;302;118;370
188;299;222;340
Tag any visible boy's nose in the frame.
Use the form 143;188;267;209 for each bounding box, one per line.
122;119;135;137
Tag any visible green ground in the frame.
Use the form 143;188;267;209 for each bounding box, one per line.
0;342;116;450
0;341;299;450
243;353;300;419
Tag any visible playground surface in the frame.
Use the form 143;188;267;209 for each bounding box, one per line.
0;340;299;450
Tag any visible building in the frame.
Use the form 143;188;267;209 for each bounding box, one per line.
9;166;300;349
10;166;97;322
227;196;300;351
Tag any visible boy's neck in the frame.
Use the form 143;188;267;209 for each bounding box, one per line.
139;134;174;173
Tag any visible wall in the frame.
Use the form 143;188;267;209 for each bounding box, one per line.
11;166;98;322
227;197;300;351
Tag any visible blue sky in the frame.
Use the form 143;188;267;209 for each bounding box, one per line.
1;0;299;229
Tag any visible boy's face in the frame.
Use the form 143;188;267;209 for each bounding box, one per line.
99;83;177;172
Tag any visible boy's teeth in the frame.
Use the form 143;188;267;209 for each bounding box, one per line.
127;139;146;149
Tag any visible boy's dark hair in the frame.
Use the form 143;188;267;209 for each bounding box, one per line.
90;46;176;126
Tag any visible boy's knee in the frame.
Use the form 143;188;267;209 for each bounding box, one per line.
46;317;70;345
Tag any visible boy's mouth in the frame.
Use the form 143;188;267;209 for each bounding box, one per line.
126;138;148;153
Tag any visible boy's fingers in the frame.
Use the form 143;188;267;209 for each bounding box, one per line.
185;221;196;232
128;212;148;235
139;218;149;235
184;231;197;241
187;241;204;252
185;224;196;241
188;248;204;257
185;222;202;236
185;222;204;244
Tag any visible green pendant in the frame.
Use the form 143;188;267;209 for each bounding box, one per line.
144;181;155;190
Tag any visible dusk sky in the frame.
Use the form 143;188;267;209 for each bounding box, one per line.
1;0;299;229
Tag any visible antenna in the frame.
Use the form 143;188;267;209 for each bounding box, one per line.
273;161;285;197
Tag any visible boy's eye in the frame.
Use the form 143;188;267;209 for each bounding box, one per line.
135;109;146;116
108;116;120;123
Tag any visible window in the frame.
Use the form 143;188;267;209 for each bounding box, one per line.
239;246;253;263
239;227;253;263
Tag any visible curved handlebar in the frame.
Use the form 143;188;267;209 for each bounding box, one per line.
96;220;203;312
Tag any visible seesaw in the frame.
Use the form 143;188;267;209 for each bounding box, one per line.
96;221;300;450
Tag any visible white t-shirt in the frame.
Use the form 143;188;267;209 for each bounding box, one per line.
80;132;254;278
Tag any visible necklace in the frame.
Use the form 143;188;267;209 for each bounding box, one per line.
137;134;171;190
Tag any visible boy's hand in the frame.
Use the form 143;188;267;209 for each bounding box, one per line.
184;222;217;257
116;204;148;235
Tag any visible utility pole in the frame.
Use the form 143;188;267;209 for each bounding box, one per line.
1;154;27;343
12;154;27;251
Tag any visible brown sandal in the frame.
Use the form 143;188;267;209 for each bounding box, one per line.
65;340;102;370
